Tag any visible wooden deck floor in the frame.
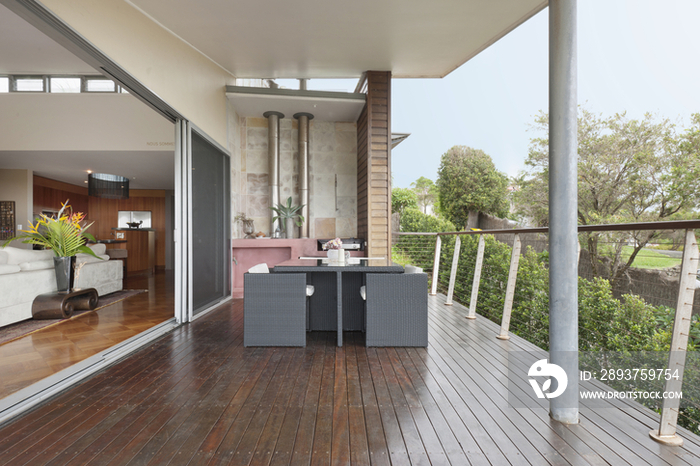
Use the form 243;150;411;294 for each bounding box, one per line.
0;294;699;465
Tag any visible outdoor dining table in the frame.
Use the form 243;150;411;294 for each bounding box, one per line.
273;258;404;346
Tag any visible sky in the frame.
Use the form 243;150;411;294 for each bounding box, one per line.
279;0;700;189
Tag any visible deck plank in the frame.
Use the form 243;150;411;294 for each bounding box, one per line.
366;347;412;465
310;335;336;466
267;343;316;466
428;296;636;466
352;333;392;466
1;294;699;465
207;350;284;466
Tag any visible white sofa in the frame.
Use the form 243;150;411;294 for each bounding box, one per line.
0;244;123;328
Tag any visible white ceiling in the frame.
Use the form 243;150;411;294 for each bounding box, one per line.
128;0;547;79
0;151;174;190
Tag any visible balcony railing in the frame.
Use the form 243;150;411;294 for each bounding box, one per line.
393;219;700;446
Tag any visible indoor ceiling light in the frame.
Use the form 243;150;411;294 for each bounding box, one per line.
88;173;129;199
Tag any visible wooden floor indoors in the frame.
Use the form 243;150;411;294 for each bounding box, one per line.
0;294;699;465
0;270;174;400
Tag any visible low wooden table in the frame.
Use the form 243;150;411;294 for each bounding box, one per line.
32;288;99;320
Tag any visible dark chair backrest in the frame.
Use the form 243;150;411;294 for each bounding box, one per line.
243;273;306;346
365;272;428;347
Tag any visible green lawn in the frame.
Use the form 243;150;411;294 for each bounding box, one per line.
621;246;681;269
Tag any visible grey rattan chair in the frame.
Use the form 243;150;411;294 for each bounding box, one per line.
365;272;428;347
360;264;422;300
244;273;307;346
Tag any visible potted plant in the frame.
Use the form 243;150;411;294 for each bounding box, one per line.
270;197;304;239
234;212;255;238
3;200;100;292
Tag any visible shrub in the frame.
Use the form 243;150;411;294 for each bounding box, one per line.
400;208;455;233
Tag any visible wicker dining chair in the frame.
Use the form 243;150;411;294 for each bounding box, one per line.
364;272;428;347
244;264;314;346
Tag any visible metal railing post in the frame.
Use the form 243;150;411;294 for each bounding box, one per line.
430;235;442;296
650;230;699;447
445;235;461;305
497;234;522;340
466;235;485;320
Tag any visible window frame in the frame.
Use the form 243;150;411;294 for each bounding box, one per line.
48;75;82;93
82;76;118;93
11;75;48;92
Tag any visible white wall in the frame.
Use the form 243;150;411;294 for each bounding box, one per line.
0;169;32;249
38;0;234;148
0;94;173;151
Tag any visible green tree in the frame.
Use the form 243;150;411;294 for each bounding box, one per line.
399;208;455;233
410;176;437;214
391;187;418;218
514;110;700;284
436;146;509;229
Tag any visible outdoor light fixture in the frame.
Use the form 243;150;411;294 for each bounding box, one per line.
88;173;130;199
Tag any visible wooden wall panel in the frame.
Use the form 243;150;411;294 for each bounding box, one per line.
89;193;166;267
356;102;369;245
356;71;392;259
33;176;89;216
32;175;166;267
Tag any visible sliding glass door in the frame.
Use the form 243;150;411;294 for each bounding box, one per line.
191;131;231;314
174;122;230;321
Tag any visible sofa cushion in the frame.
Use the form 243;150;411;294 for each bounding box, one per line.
88;243;107;255
0;264;21;275
1;246;54;265
0;250;7;265
19;260;54;271
75;254;109;266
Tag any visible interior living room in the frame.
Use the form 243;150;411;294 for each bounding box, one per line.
0;2;177;404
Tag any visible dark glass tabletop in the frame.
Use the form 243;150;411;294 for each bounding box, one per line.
273;258;404;273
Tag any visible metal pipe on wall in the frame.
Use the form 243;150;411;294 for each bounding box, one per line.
263;111;284;233
294;112;314;238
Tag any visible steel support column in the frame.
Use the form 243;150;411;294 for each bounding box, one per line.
294;112;314;238
549;0;579;424
264;111;284;234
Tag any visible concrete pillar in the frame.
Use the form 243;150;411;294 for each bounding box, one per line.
548;0;579;424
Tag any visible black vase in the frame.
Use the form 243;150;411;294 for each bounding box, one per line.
53;256;76;293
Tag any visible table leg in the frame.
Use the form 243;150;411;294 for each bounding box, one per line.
337;271;343;347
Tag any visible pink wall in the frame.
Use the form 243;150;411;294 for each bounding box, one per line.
231;238;363;298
